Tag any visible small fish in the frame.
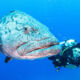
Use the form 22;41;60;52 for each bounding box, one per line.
0;10;61;63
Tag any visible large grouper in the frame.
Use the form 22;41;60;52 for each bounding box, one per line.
0;10;61;63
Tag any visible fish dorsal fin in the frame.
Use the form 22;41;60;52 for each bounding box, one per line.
5;57;12;63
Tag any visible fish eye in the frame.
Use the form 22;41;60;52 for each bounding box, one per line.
24;27;27;31
24;27;30;34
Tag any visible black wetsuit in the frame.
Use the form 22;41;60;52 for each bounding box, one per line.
48;43;80;68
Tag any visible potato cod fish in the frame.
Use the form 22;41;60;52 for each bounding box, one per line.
0;10;61;63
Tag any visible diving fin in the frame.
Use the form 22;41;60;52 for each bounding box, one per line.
5;57;12;63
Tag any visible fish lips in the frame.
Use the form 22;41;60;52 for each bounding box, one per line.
16;38;61;59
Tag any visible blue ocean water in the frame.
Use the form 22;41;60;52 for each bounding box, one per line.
0;0;80;80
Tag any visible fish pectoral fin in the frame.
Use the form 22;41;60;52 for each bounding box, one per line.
5;57;12;63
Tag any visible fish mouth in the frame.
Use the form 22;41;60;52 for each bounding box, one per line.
16;41;59;51
26;42;59;54
16;37;59;50
16;37;60;58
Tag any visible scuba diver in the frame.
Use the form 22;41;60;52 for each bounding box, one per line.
48;39;80;71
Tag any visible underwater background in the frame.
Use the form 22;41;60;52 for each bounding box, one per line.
0;0;80;80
